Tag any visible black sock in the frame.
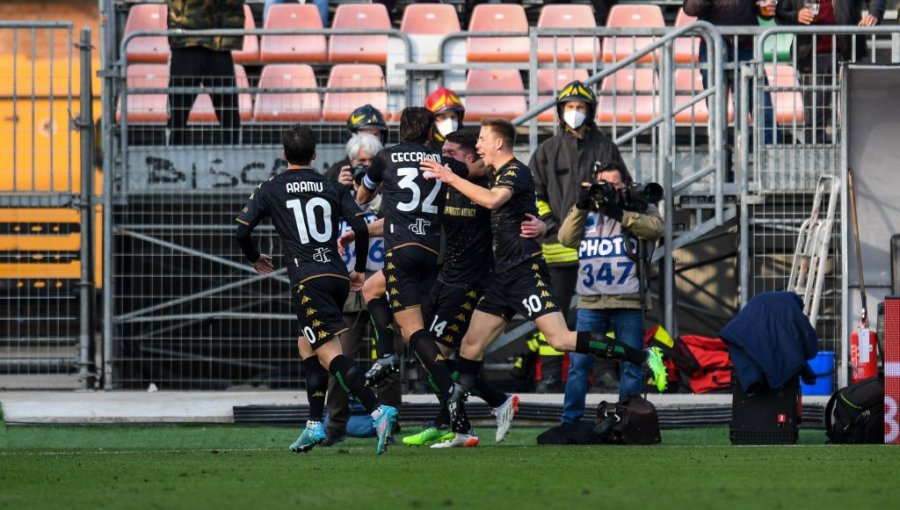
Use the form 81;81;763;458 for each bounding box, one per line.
455;356;482;393
367;297;395;357
474;375;508;408
329;355;380;413
302;356;328;422
410;330;454;397
576;331;645;365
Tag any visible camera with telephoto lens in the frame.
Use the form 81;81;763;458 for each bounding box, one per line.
590;161;663;213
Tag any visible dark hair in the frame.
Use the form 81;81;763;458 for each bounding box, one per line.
282;125;316;165
399;107;435;143
594;160;633;185
480;118;516;148
444;130;479;159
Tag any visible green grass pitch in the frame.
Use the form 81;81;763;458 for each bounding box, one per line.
1;421;898;510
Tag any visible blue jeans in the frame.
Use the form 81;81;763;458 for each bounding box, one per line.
699;41;778;145
264;0;329;27
561;308;644;424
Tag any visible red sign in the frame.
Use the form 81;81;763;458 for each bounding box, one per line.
885;298;900;444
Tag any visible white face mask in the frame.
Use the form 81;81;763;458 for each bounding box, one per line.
436;118;459;137
563;109;586;130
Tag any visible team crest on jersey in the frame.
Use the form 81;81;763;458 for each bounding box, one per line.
408;218;432;236
313;247;331;264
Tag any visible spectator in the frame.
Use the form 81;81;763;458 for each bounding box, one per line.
557;161;663;424
325;104;388;181
529;80;627;393
166;0;243;145
775;0;884;143
683;0;779;145
264;0;329;27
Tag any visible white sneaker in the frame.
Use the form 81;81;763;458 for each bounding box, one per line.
430;432;479;448
492;394;519;443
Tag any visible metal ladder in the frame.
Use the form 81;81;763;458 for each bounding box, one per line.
787;175;841;329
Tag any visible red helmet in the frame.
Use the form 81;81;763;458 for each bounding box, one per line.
425;87;465;121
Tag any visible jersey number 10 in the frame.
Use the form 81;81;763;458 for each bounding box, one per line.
286;198;333;244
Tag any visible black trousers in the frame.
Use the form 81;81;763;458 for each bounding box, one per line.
168;46;240;145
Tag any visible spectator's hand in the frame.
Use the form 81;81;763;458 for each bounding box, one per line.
253;254;274;275
798;8;815;24
575;182;593;210
349;271;365;292
859;14;879;27
420;159;457;184
600;201;624;223
338;165;354;187
337;230;355;258
520;213;546;239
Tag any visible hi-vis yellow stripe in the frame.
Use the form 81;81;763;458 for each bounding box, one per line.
542;242;578;264
537;199;552;217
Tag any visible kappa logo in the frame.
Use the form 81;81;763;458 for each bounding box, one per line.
435;354;446;362
456;313;467;322
318;330;328;339
312;319;323;328
313;247;331;264
386;262;395;270
388;275;397;283
536;280;547;288
301;295;311;304
449;324;459;333
442;335;454;343
306;307;317;317
408;218;432;236
392;300;401;308
466;290;478;298
531;263;540;271
312;391;326;398
546;301;557;309
540;290;550;298
461;302;472;311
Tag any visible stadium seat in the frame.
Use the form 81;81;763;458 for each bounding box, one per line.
260;4;327;63
535;68;590;123
401;3;461;64
673;68;709;125
329;4;391;64
124;4;169;64
188;64;253;124
322;64;387;121
537;4;601;63
466;4;529;62
765;64;805;124
602;5;665;64
116;64;169;124
464;69;527;121
232;4;259;65
597;69;658;125
674;8;700;64
253;64;321;122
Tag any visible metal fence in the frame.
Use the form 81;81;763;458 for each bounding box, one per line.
0;23;97;389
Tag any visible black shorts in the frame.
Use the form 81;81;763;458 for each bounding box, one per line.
293;275;350;350
476;257;560;322
383;245;438;312
426;279;485;350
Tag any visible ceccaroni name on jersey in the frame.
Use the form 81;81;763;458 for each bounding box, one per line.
286;181;324;194
389;152;441;163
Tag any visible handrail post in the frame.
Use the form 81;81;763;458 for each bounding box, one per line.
77;27;97;390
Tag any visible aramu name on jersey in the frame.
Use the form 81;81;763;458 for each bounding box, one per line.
286;181;323;194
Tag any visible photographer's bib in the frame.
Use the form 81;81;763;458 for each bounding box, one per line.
339;212;384;272
576;212;639;296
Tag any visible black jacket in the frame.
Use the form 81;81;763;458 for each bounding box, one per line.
775;0;885;71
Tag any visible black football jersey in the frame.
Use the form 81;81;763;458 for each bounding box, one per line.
490;158;542;274
440;175;493;285
364;142;467;253
236;169;365;283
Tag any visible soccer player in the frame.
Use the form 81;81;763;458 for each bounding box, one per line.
235;125;398;455
356;107;483;437
421;118;668;432
404;130;534;448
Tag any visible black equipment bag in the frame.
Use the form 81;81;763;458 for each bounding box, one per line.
594;395;661;445
825;376;884;444
730;376;801;444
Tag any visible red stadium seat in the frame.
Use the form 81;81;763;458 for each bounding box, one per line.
329;4;391;64
322;64;387;121
260;4;327;63
464;69;527;121
673;68;709;125
466;4;529;62
674;8;700;64
188;64;253;124
400;3;460;35
124;4;169;64
117;64;169;124
536;68;590;123
765;64;805;124
232;4;260;65
602;5;665;64
597;69;658;125
537;4;601;63
253;64;321;122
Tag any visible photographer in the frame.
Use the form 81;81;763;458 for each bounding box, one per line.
557;161;663;426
